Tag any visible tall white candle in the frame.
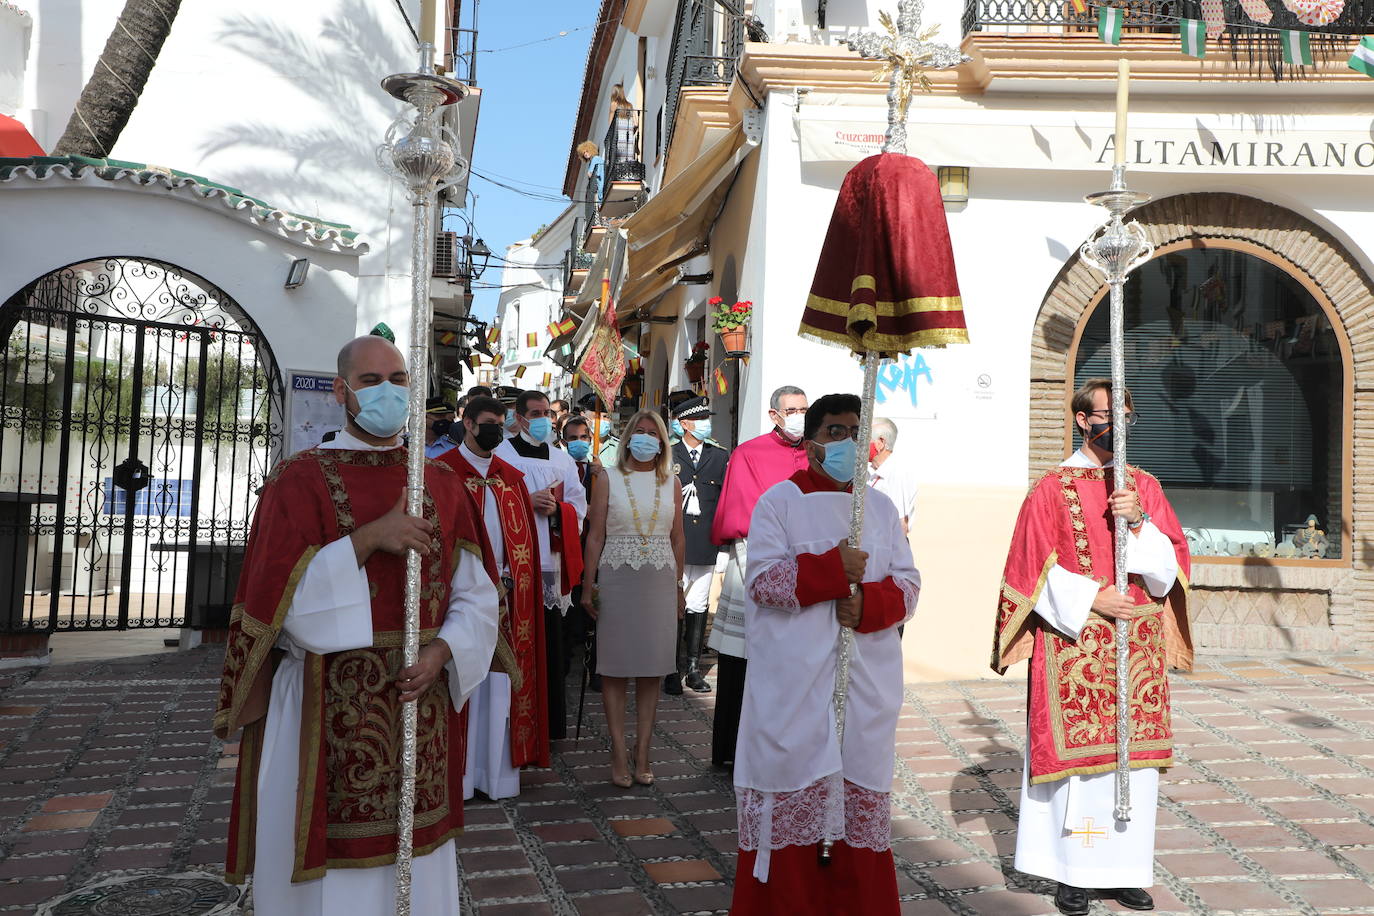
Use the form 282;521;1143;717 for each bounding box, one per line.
1114;58;1130;167
421;0;436;43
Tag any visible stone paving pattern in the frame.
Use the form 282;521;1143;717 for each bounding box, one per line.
0;648;1372;913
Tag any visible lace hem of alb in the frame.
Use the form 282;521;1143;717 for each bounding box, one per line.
736;775;891;852
601;535;674;570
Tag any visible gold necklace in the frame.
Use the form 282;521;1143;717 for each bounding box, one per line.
621;468;662;542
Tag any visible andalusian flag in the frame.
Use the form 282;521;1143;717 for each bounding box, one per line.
1098;6;1123;45
1282;30;1313;66
713;365;728;395
1349;36;1374;77
1180;19;1206;58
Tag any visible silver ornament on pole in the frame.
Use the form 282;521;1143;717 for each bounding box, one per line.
1078;154;1153;823
376;40;469;916
819;0;967;867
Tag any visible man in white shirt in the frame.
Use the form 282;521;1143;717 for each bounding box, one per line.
867;416;918;534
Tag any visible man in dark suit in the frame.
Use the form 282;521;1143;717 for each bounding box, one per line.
667;395;729;695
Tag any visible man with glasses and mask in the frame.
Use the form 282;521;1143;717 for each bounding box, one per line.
993;378;1191;916
437;396;548;800
729;393;919;915
424;397;457;458
215;335;499;913
495;390;588;741
707;385;811;770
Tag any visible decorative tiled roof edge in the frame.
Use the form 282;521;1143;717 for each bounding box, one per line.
0;155;369;254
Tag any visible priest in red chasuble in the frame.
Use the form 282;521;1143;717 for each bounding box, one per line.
993;378;1192;916
436;395;550;800
730;394;920;916
213;336;500;915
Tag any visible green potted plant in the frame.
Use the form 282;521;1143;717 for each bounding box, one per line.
684;340;710;382
710;296;752;353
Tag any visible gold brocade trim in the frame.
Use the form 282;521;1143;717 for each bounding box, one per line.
993;550;1058;669
294;652;325;882
491;598;522;688
324;800;449;840
1029;757;1173;786
451;537;483;568
851;275;877;293
806;288;965;316
371;627;441;648
299;825;464;877
797;325;971;358
224;719;265;885
316;456;356;535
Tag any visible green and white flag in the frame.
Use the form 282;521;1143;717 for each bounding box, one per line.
1098;6;1123;45
1349;36;1374;77
1281;30;1313;66
1180;18;1207;59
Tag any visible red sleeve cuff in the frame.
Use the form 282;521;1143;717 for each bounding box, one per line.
796;547;852;606
856;577;906;633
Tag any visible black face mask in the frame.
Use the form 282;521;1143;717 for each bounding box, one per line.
1085;421;1113;454
473;422;505;451
431;418;453;438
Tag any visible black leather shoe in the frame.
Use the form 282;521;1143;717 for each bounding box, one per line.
663;672;683;696
1054;883;1090;916
1106;888;1154;910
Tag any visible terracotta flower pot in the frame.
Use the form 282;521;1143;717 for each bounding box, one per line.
719;327;747;353
685;361;705;382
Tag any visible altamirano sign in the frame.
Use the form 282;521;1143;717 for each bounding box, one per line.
799;112;1374;175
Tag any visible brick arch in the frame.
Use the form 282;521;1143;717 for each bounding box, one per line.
1028;191;1374;650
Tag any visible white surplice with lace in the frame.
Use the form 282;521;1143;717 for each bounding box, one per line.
733;477;920;882
1013;449;1180;890
249;429;500;916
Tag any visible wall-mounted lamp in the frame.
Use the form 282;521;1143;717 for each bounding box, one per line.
936;166;969;205
284;257;310;289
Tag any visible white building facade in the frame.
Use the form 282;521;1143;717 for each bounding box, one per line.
493;205;577;399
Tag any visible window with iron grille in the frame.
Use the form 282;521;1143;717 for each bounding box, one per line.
102;477;195;517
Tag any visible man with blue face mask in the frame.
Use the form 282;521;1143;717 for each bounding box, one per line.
729;392;920;915
666;396;729;696
495;390;588;741
216;335;500;914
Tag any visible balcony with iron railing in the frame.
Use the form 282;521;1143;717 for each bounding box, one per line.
446;0;479;84
601;109;647;218
563;219;595;295
961;0;1368;78
662;0;747;150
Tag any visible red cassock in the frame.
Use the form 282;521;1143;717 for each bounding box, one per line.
992;464;1193;784
214;447;490;883
436;448;550;768
798;153;968;356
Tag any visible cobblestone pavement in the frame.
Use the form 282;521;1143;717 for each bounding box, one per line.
0;648;1372;914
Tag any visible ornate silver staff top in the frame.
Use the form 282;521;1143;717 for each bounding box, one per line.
376;40;468;916
1079;163;1153;823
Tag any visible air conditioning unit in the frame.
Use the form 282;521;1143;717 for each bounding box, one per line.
434;232;459;278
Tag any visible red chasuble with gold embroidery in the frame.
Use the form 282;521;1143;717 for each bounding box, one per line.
436;448;550;768
213;447;488;883
992;465;1193;785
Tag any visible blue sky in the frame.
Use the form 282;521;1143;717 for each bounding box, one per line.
455;0;602;322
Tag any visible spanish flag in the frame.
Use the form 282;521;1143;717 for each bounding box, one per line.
437;330;458;345
487;326;501;344
514;365;527;380
526;332;539;347
541;372;552;387
1070;0;1086;13
713;365;728;395
547;321;562;338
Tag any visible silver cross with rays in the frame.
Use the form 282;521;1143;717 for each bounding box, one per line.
845;0;969;155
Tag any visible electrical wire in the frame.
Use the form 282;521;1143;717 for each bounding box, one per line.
476;14;625;54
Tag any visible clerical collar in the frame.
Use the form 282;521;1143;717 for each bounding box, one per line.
508;436;550;460
459;440;493;474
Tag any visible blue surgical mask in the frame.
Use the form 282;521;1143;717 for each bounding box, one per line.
347;381;408;438
526;416;552;443
692;419;712;441
821;437;858;483
670;420;684;439
628;433;661;461
599;419;613;439
566;440;591;461
503;412;517;431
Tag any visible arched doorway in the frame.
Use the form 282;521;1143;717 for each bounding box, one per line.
0;258;284;633
1030;193;1372;652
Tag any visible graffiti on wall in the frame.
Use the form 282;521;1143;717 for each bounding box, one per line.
875;353;933;409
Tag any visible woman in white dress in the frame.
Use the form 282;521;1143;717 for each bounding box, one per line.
582;409;686;787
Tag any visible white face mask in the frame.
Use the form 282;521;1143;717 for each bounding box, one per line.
781;413;806;441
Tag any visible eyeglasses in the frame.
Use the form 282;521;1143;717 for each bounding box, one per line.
1085;410;1140;427
823;424;861;441
773;407;807;416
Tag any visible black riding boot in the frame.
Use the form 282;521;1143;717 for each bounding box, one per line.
683;612;711;693
664;618;685;695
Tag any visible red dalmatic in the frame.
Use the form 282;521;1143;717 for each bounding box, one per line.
213;448;488;883
992;464;1193;784
437;448;550;768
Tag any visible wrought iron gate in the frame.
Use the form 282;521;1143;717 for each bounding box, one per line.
0;258;284;631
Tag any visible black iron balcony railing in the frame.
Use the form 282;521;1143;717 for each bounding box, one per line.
963;0;1371;38
564;220;595;292
602;109;646;204
448;0;479;84
663;0;745;150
